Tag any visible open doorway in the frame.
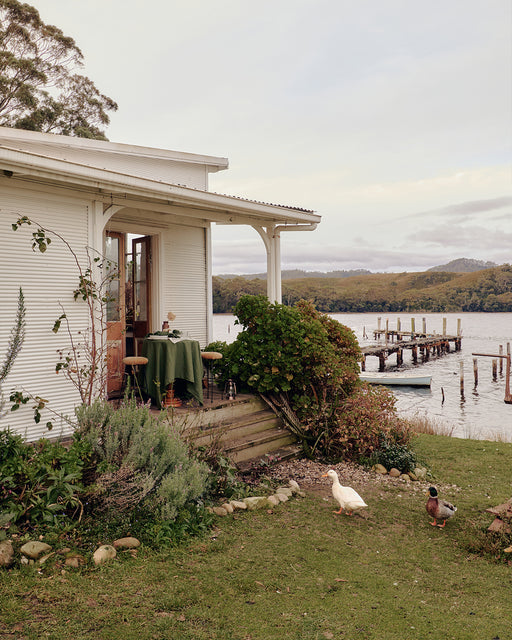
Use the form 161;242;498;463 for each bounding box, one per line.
106;232;152;397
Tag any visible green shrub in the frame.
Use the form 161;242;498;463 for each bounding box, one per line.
218;295;416;463
372;437;417;473
0;429;88;530
75;395;210;522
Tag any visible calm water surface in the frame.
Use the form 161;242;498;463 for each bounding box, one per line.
213;312;512;442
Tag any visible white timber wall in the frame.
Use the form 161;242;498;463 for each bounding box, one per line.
161;224;209;345
107;208;210;346
2;138;210;189
0;182;89;441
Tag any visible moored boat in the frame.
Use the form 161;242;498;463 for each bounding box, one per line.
359;373;432;388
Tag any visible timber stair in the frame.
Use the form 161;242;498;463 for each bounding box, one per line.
185;395;300;467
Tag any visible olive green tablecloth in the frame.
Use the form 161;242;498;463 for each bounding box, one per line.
142;338;204;407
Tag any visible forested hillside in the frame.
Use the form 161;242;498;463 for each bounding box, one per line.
212;265;512;313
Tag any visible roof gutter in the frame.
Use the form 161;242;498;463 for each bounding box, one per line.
273;222;319;235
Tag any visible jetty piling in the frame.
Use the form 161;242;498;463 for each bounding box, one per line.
363;317;462;371
460;361;465;399
472;342;512;404
473;358;478;388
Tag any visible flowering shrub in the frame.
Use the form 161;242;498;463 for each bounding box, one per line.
320;384;414;463
215;295;413;463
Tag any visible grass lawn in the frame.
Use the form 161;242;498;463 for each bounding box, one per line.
1;434;511;640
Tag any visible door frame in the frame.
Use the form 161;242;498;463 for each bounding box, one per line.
105;231;126;397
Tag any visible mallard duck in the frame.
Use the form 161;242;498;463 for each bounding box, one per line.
322;469;368;516
426;487;457;527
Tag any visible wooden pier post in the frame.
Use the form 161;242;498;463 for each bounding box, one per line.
472;345;512;403
377;317;381;331
506;343;511;404
457;318;462;336
499;345;503;375
473;358;478;387
492;359;498;381
412;345;418;364
422;317;426;335
460;361;464;398
443;317;447;336
411;318;415;338
379;353;386;371
385;319;389;342
397;317;401;340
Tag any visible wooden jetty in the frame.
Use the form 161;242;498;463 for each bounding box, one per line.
360;317;462;371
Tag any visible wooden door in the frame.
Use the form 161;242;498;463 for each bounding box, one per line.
132;236;152;355
105;232;126;397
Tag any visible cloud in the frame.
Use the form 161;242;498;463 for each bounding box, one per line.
408;196;512;221
408;224;512;249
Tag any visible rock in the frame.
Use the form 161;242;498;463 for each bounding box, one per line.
389;468;401;478
407;471;418;481
212;506;228;516
413;467;427;480
276;487;293;498
400;473;411;482
373;464;388;475
113;537;141;550
20;541;52;560
92;545;117;566
64;554;86;568
0;540;14;568
243;496;269;511
288;480;301;493
220;503;234;514
38;552;55;565
267;495;281;507
275;493;289;503
229;500;247;511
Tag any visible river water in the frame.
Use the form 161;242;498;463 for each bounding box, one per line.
213;312;512;442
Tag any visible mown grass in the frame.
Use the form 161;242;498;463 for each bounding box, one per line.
1;434;511;640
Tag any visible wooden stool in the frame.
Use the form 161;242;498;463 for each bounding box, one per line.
122;356;148;397
201;352;223;402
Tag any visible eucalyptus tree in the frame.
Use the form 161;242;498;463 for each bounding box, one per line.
0;0;117;139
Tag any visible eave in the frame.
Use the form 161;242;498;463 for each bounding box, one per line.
0;144;320;227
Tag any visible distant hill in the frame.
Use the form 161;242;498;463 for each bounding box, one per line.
212;264;512;313
428;258;498;273
215;268;371;280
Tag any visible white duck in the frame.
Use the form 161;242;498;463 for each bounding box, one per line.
322;469;368;516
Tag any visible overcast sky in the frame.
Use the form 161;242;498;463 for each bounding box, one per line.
34;0;511;274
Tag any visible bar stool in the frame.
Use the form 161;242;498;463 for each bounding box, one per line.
201;352;223;402
122;356;148;398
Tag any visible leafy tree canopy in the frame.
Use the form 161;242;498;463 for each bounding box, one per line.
0;0;117;139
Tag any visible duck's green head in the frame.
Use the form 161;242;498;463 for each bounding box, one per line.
428;487;438;497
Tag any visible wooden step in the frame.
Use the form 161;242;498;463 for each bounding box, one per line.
175;391;299;467
190;409;281;446
224;428;298;463
236;443;302;472
180;395;269;430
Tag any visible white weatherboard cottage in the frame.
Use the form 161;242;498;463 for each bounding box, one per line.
0;127;320;440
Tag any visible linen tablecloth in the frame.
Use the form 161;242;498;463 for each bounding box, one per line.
142;338;204;407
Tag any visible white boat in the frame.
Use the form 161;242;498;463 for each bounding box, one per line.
359;374;432;388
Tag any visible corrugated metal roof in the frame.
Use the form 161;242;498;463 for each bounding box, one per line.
209;191;315;214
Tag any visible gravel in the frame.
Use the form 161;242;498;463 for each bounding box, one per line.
265;457;459;497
